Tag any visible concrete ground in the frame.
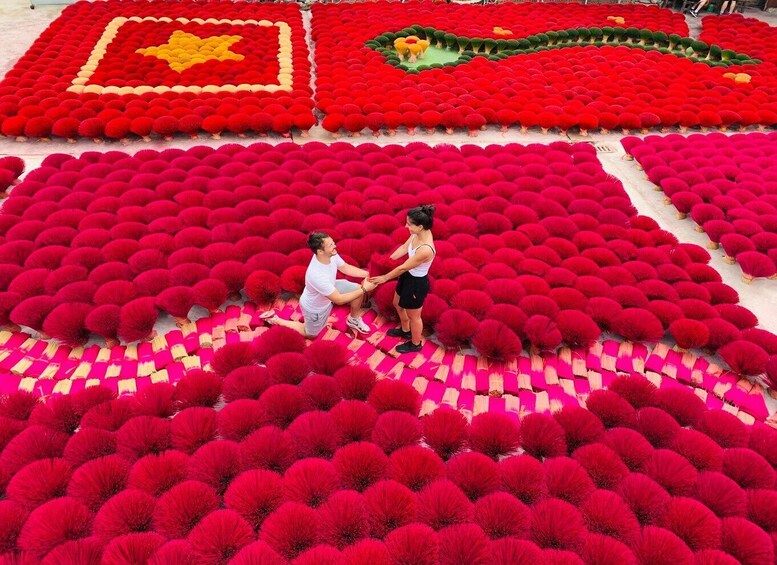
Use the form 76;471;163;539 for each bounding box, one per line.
1;0;776;410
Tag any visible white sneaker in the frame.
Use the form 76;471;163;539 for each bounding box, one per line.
346;316;371;334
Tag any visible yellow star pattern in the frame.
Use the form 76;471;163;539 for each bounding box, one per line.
136;30;245;73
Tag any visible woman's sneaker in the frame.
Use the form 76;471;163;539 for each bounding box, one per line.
396;340;423;354
387;327;412;339
346;316;371;334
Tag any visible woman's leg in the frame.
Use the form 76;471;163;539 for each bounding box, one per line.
691;0;708;14
406;307;423;345
393;292;410;331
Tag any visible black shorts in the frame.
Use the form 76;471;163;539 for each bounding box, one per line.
396;272;430;309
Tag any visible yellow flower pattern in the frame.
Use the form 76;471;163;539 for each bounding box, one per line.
607;16;626;25
394;36;430;63
723;72;751;83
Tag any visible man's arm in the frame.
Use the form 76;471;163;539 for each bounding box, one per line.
338;263;369;279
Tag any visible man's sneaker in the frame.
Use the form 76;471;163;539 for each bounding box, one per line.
387;327;412;339
396;340;423;354
265;315;281;326
346;316;371;334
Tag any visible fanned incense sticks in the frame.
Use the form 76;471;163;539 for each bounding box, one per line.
0;296;771;423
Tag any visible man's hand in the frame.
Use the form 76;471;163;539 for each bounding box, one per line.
362;279;378;292
369;275;388;285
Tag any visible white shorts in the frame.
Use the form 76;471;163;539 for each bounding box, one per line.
302;279;360;337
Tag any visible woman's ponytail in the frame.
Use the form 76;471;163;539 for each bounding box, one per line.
407;205;435;230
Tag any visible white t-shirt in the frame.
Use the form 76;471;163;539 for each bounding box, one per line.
299;254;345;314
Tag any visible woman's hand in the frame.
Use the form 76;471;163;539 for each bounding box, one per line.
369;275;389;285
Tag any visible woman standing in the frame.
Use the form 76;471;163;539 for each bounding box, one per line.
370;205;436;354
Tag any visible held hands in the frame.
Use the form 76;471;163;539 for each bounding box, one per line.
362;278;378;292
369;275;389;285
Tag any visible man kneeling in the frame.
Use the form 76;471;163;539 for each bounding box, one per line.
268;232;376;338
